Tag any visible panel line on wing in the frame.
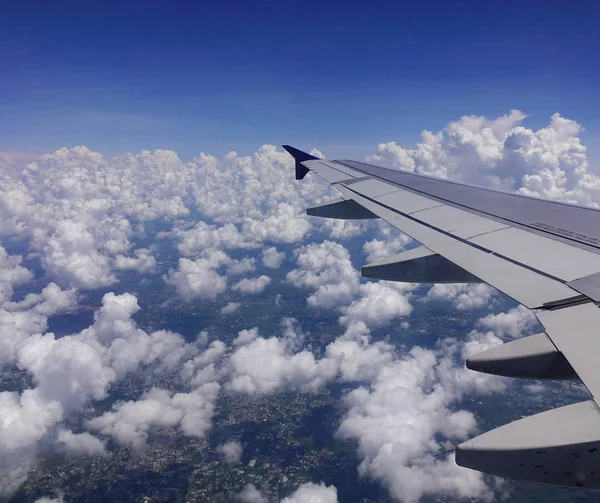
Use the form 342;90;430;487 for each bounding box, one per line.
343;184;574;289
334;159;600;254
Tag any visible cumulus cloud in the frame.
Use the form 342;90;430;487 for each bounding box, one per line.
261;246;285;268
232;275;272;294
0;292;205;490
56;429;108;458
362;233;413;264
216;440;243;464
176;221;260;257
221;302;240;315
325;322;394;382
281;482;338;503
339;281;416;328
165;255;229;301
1;113;597;499
336;331;504;503
236;484;269;503
34;494;64;503
476;304;539;339
87;385;220;447
366;111;600;208
0;245;33;305
425;283;496;310
233;327;259;347
286;241;359;309
114;248;156;273
0;143;334;294
225;320;336;395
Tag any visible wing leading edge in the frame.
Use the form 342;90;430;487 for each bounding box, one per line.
285;145;600;490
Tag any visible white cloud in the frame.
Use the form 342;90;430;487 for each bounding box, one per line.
286;241;359;309
236;484;269;503
87;385;220;447
114;248;156;273
0;292;203;489
336;338;499;503
366;111;600;208
42;220;118;289
281;482;338;503
232;275;272;294
262;246;285;268
216;440;242;464
362;233;412;264
176;221;260;258
425;283;495;310
165;255;229;301
339;281;415;328
476;304;538;339
325;322;394;382
233;327;259;347
0;245;33;305
225;320;337;395
34;494;64;503
221;302;240;315
227;257;257;276
56;429;108;458
1;114;598;499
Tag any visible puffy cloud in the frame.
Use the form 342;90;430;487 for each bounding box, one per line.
281;482;338;503
42;220;118;289
325;322;394;382
227;257;257;276
114;248;156;273
0;292;202;489
165;255;229;301
233;327;259;347
261;246;285;269
221;302;241;315
366;111;600;208
362;233;413;264
236;484;269;503
286;241;359;309
425;283;495;310
232;275;272;295
56;429;108;458
3;282;77;317
34;494;64;503
216;440;243;464
321;219;366;240
87;385;220;447
339;281;415;328
476;304;539;339
225;320;337;395
180;340;227;389
336;340;497;503
0;143;333;296
0;245;33;305
176;221;260;257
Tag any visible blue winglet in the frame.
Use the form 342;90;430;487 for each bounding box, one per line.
282;145;318;180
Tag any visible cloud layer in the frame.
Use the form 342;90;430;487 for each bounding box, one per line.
0;111;595;501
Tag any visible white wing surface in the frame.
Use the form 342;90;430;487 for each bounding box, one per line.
284;145;600;489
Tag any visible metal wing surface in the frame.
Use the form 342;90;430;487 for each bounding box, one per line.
284;144;600;490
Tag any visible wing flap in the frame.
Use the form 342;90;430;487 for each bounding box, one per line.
537;303;600;400
362;246;481;283
456;400;600;489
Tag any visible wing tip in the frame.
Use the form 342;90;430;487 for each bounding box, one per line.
282;145;318;180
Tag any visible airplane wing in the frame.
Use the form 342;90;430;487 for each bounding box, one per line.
284;144;600;489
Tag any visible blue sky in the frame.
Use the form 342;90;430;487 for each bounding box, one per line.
1;0;599;161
